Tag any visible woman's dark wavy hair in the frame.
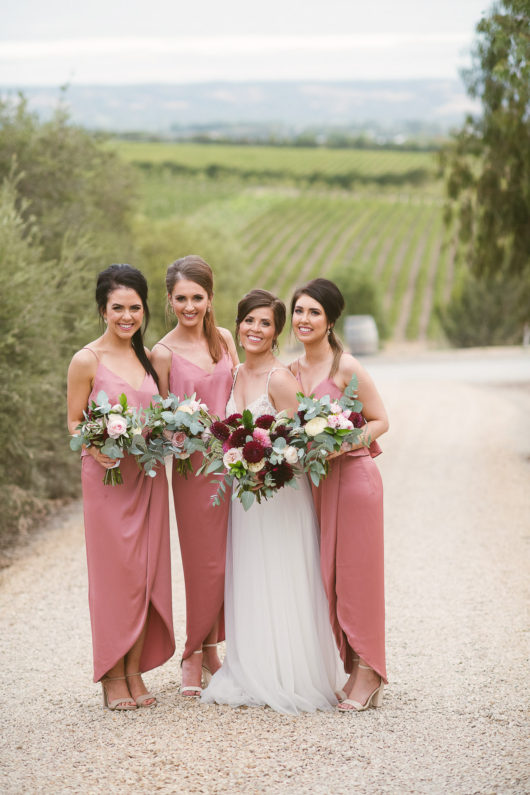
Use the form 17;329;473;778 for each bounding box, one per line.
236;289;286;346
165;255;227;363
290;278;345;377
96;263;159;389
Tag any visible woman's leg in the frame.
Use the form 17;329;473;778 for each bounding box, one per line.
125;619;156;706
102;657;136;708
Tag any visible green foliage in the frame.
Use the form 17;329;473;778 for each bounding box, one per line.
330;262;389;341
437;270;524;347
0;96;138;546
0;95;137;264
440;0;530;326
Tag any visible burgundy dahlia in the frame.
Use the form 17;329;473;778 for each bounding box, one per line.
349;412;365;429
255;414;274;429
267;461;293;488
225;413;243;426
229;427;251;447
242;440;266;463
210;421;231;441
271;425;290;441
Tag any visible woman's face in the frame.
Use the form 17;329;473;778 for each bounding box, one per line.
292;293;328;344
169;278;210;328
239;306;276;354
103;286;144;339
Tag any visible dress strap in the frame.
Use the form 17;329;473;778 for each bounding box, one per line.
265;367;282;392
228;364;241;406
154;341;173;354
82;346;99;361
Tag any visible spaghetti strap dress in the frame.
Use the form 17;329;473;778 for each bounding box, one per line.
157;343;233;659
201;367;344;715
80;350;175;682
297;367;387;683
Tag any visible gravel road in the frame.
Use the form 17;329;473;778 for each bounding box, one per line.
1;349;529;794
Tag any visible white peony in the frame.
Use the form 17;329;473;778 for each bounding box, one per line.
304;416;328;437
111;403;124;413
177;404;194;414
283;446;299;464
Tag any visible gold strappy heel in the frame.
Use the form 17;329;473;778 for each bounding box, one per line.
101;675;137;710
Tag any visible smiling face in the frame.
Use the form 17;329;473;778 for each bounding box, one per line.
169;278;210;328
292;293;328;344
103;286;144;339
239;306;276;354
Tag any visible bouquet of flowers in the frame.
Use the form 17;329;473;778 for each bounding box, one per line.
70;391;147;485
143;393;211;477
198;410;302;510
288;374;369;487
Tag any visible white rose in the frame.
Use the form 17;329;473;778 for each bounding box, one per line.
247;459;265;473
223;448;243;467
304;416;328;437
132;426;143;436
187;400;201;412
177;404;194;414
283;446;299;464
106;414;128;438
111;403;124;413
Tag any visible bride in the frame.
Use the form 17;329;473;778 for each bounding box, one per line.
201;289;344;715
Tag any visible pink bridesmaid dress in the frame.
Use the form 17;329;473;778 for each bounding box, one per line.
157;344;233;660
304;376;387;684
81;350;175;682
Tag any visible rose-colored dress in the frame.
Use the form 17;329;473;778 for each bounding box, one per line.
157;344;233;659
81;350;175;682
297;369;387;683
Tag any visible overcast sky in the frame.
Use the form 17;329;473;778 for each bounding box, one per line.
1;0;490;85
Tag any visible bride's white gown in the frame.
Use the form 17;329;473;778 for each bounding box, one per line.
201;368;344;714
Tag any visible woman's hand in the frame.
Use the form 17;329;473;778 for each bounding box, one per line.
88;446;118;469
327;439;363;460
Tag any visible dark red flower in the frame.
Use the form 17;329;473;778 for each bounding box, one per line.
297;409;307;423
242;440;266;463
271;425;291;441
349;412;365;429
225;413;243;426
210;421;231;441
267;461;293;488
255;414;274;429
229;427;251;447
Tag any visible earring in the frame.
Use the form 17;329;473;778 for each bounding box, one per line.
104;318;108;325
272;339;279;354
327;327;332;336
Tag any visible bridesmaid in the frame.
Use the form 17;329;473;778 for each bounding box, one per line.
289;277;389;712
152;255;238;697
67;264;175;710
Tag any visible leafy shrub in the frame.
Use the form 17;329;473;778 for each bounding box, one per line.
437;272;525;347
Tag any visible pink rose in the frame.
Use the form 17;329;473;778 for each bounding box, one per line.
337;415;353;430
223;448;243;467
172;431;187;448
106;414;128;438
326;414;341;429
329;401;342;414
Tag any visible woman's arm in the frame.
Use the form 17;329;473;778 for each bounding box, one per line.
67;349;117;467
268;368;301;417
334;353;389;453
150;344;172;398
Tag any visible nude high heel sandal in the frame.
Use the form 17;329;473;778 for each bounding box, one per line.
101;675;137;710
337;664;384;712
125;672;157;708
179;650;203;697
201;642;219;685
336;654;359;703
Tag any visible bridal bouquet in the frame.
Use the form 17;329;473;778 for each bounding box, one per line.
198;410;302;510
288;374;368;486
143;393;211;477
70;391;147;485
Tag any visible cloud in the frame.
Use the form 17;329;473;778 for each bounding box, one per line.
0;33;471;59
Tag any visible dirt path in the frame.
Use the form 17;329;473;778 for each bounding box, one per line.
1;357;529;794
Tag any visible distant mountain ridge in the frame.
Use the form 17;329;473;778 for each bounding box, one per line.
0;80;475;135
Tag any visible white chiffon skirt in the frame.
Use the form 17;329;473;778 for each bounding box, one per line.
201;475;344;715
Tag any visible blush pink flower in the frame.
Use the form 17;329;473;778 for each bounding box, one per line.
171;431;187;448
106;414;128;438
253;427;271;447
